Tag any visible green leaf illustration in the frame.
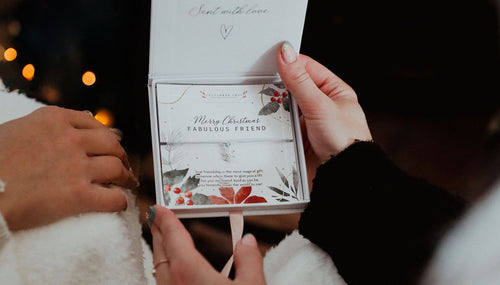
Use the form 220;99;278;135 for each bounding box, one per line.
191;193;213;205
273;82;286;89
292;167;299;195
268;186;290;197
181;175;200;192
163;191;171;205
258;101;280;115
282;97;290;112
259;87;277;96
276;167;290;188
162;168;188;186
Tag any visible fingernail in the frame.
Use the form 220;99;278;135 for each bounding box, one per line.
147;206;156;228
241;233;257;246
130;172;140;188
281;41;297;64
84;110;93;116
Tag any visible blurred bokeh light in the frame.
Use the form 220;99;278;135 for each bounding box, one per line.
21;63;34;80
94;108;114;127
82;71;96;86
4;48;17;61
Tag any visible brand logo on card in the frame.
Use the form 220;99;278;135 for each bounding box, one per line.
200;89;248;102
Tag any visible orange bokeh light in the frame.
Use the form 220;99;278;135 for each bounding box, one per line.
82;71;96;86
22;64;35;81
4;48;17;61
94;109;114;127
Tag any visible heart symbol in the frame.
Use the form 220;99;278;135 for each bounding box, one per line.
220;24;233;40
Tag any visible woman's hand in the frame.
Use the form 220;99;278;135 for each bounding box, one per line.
0;106;138;230
150;206;267;285
277;42;372;184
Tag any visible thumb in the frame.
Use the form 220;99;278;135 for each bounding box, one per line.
276;41;326;115
233;234;266;284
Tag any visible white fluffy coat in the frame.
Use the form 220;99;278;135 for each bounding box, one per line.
0;82;344;284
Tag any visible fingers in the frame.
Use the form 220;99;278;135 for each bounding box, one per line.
80;128;130;168
299;54;357;100
276;42;325;114
233;234;266;284
151;224;171;283
151;206;219;284
64;108;105;129
276;42;357;115
89;156;138;189
84;184;127;212
152;206;200;261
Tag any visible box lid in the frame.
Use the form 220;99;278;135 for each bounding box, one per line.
148;0;308;79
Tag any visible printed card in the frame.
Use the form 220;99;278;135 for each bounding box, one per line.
155;83;306;212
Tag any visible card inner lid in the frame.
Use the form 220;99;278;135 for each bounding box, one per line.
148;0;308;79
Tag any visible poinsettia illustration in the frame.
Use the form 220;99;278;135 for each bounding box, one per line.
208;186;267;205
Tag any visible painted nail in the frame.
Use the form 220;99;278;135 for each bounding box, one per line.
147;206;156;228
241;233;257;246
281;41;297;64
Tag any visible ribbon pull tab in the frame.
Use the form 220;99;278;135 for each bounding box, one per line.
221;210;244;277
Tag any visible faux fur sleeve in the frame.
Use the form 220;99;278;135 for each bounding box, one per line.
0;211;21;284
298;141;467;284
0;212;11;251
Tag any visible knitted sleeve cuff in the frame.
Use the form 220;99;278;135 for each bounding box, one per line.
298;141;466;284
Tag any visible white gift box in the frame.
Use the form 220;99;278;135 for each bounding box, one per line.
147;0;310;218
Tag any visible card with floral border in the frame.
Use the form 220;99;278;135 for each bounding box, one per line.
155;83;308;217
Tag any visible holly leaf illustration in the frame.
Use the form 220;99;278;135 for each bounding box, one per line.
258;101;280;115
191;193;213;205
181;175;200;192
259;87;277;96
273;82;286;89
162;168;188;185
282;97;290;112
163;191;171;205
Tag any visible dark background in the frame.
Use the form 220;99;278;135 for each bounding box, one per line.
2;0;500;268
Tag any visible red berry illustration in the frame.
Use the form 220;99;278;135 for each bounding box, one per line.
163;185;171;192
176;197;185;204
271;97;276;102
186;200;194;206
282;92;288;97
174;187;181;194
273;91;280;97
277;98;283;103
184;191;193;198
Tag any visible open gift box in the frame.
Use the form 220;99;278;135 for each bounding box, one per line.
147;0;310;218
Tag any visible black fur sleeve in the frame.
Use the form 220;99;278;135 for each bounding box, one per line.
298;141;467;285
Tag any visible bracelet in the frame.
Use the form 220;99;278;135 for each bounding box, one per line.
0;178;5;193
